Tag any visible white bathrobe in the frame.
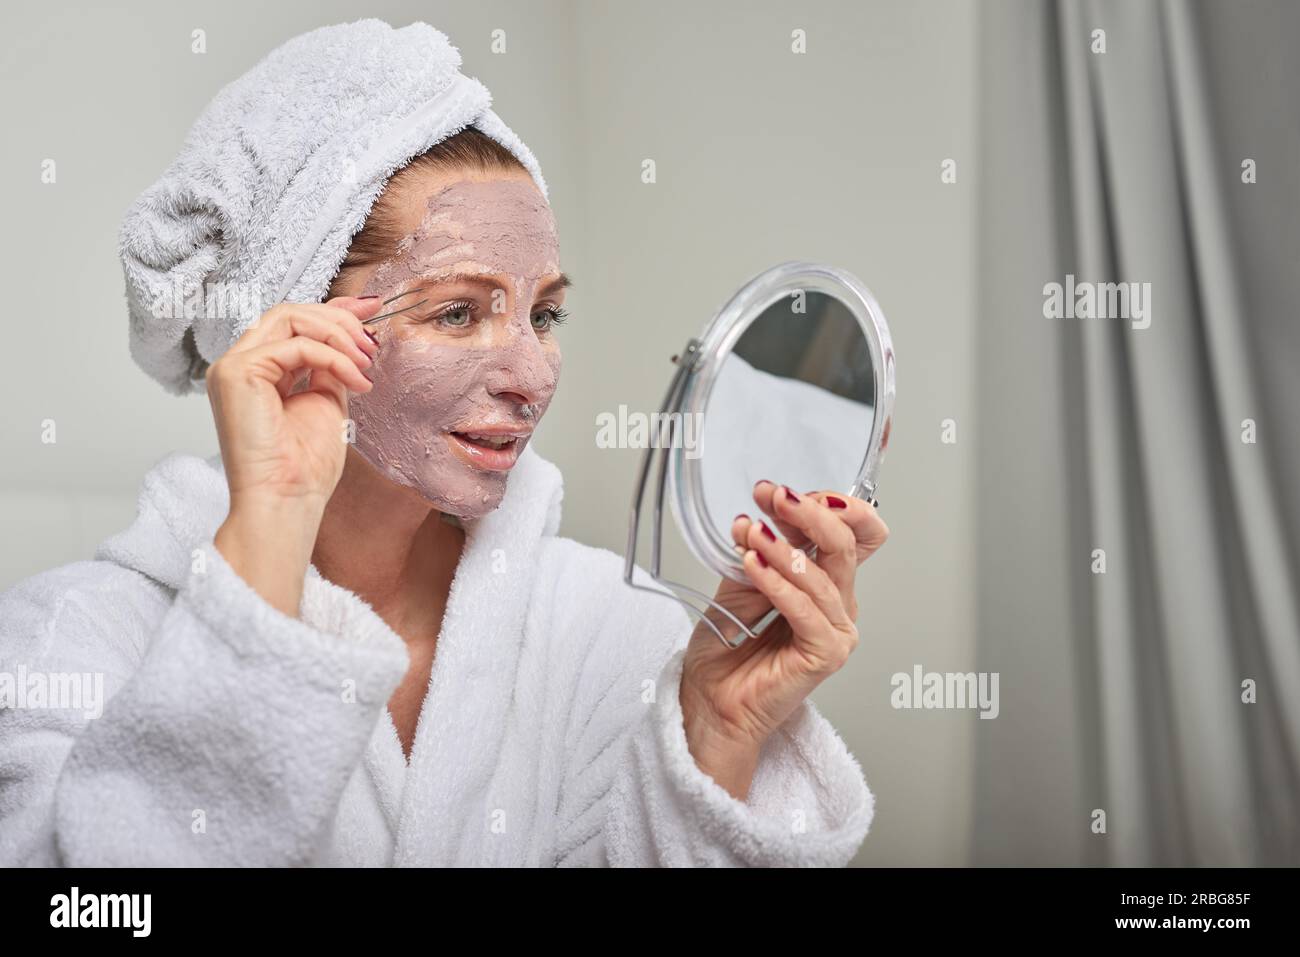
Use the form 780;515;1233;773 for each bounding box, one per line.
0;444;874;866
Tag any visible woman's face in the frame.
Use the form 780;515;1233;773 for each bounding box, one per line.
345;170;566;519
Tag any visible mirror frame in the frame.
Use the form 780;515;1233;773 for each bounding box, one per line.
668;261;895;583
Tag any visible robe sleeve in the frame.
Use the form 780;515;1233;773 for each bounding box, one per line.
0;538;408;866
553;562;875;867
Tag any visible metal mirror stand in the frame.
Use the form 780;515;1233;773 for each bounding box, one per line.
623;261;894;651
623;339;764;649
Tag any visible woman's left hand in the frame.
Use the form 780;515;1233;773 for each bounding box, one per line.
679;480;888;800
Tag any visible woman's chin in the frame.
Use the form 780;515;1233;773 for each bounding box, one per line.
416;464;508;519
349;440;510;518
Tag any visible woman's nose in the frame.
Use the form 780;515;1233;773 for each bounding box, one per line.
485;320;558;406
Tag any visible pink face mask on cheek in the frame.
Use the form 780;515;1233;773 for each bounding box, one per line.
345;178;564;519
348;331;561;518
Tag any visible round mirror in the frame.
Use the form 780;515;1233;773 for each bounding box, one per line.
669;262;894;583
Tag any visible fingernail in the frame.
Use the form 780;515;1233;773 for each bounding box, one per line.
758;521;776;541
359;295;380;300
754;479;772;490
755;550;769;568
734;513;748;522
364;329;380;347
827;496;847;509
783;486;800;503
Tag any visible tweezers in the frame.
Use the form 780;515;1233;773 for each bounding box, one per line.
362;286;430;324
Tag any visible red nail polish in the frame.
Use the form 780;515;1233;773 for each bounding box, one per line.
827;496;847;509
759;521;776;541
783;486;800;503
755;551;769;568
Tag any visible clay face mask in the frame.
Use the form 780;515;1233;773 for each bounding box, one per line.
348;177;563;518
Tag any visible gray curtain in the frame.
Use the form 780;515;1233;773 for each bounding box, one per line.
974;0;1300;866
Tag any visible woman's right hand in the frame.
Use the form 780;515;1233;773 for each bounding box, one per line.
207;297;381;506
207;297;382;616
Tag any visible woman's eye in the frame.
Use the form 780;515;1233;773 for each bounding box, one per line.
531;307;569;331
439;305;474;327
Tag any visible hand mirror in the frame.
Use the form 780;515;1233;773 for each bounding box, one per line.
625;261;895;648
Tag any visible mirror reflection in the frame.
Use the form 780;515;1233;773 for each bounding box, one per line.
697;291;876;544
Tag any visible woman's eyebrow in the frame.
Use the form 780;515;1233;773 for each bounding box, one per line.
538;273;573;296
386;271;572;304
422;271;503;290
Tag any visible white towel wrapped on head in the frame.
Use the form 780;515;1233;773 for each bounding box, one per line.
117;17;547;395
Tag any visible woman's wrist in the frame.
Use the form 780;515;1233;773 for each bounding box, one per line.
214;496;324;618
680;681;764;802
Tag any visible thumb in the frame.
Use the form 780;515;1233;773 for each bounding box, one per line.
326;294;386;322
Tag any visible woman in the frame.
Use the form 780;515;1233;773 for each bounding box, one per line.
0;19;887;867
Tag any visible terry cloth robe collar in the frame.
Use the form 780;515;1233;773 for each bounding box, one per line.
94;442;563;864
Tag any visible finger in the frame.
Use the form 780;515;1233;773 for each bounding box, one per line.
276;366;300;400
767;484;859;610
321;297;385;354
277;363;349;407
804;489;890;563
733;512;778;563
740;548;851;673
751;479;809;546
297;363;349;410
269;303;381;399
729;513;775;614
277;310;376;372
230;300;382;361
745;517;852;631
731;513;754;551
277;360;320;400
237;335;374;395
699;578;773;647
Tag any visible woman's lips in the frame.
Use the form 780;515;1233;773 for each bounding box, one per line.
445;431;526;471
